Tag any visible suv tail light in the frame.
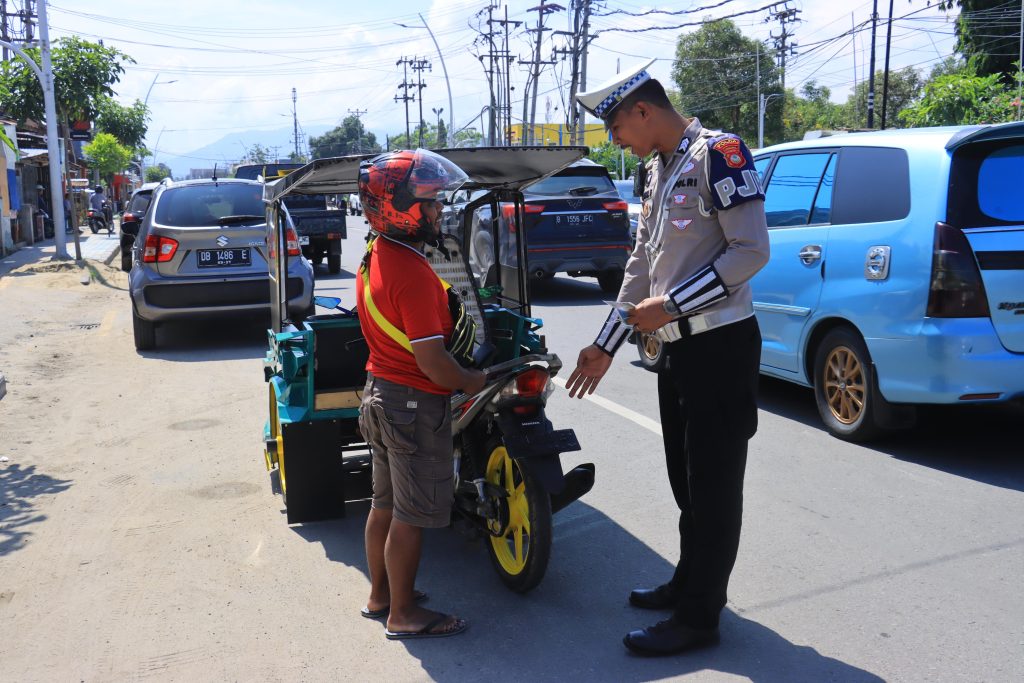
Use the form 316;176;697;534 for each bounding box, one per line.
285;226;301;256
603;200;629;211
500;203;544;220
142;234;178;263
926;222;990;318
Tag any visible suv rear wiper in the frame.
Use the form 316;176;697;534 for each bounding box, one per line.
568;186;598;196
218;214;264;225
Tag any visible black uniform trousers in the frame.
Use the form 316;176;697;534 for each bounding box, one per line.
657;315;761;629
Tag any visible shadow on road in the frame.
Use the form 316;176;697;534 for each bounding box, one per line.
0;463;72;558
530;275;611;308
293;501;880;681
139;316;268;362
757;376;1024;492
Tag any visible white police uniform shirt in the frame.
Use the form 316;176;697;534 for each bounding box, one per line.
594;118;769;355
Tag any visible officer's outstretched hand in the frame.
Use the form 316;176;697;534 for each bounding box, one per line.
566;345;613;398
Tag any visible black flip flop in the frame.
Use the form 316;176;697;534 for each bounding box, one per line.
360;590;428;619
385;614;468;640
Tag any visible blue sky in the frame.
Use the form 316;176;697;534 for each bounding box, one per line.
49;1;958;161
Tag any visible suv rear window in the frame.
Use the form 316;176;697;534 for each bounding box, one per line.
948;139;1024;228
153;184;264;227
128;192;152;215
976;144;1024;222
527;167;615;196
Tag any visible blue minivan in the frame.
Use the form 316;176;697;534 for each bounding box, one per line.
751;123;1024;440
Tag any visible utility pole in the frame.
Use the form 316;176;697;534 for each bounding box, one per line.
395;56;416;146
767;3;800;92
867;0;878;128
291;87;300;159
347;108;367;153
880;0;895;129
554;1;581;145
577;0;592;146
521;1;562;146
410;57;431;149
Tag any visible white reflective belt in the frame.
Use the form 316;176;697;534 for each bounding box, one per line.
653;300;754;342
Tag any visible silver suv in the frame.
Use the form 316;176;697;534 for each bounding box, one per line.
128;178;314;350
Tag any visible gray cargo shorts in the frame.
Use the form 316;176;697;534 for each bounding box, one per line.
358;374;454;528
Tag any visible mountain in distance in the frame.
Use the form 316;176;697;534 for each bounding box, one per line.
160;124;333;178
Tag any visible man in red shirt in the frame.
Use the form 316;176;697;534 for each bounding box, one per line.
356;149;486;640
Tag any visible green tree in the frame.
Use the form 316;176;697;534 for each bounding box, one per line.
83;133;132;185
899;67;1019;126
436;119;448;148
782;82;846;141
287;150;309;163
309;115;381;158
242;143;272;164
939;0;1022;79
144;164;171;182
95;97;149;152
453;127;483;148
588;141;640;180
671;20;783;145
0;36;133;125
840;67;924;129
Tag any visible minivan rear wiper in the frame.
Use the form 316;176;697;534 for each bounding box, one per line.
218;214;264;225
568;186;598;196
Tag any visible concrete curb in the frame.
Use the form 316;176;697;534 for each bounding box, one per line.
103;245;121;267
0;371;6;401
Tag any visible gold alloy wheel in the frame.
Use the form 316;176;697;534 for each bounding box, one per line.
485;445;530;576
823;345;866;425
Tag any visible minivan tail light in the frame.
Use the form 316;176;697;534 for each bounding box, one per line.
603;200;629;211
926;222;990;318
142;234;178;263
285;226;301;256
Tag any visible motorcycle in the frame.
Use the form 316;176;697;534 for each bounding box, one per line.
88;203;112;235
261;147;595;593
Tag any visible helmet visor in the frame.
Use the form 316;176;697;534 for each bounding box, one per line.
408;149;469;202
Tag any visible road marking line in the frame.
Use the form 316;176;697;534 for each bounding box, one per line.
552;376;663;436
97;309;116;337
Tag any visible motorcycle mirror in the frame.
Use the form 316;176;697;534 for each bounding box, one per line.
313;296;342;310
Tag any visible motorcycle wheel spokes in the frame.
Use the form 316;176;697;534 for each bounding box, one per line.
485;445;530;575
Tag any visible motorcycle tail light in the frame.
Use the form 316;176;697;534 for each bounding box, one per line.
123;212;136;223
285;226;301;256
498;367;553;402
142;235;178;263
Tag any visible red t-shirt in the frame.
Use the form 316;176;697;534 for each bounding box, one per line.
357;236;453;395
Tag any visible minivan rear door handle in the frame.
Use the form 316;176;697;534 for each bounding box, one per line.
799;245;822;264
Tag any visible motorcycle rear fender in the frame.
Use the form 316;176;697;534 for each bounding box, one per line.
494;411;582;495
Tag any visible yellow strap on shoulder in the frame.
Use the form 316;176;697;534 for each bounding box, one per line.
359;235;450;355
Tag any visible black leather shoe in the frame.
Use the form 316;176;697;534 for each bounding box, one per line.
628;583;678;610
623;618;720;657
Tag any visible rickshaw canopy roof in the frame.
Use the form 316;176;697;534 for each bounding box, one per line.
263;146;589;203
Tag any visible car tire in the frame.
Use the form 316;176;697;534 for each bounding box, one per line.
597;270;623;294
327;254;341;274
132;309;156;351
812;327;884;442
636;331;666;373
121;252;132;273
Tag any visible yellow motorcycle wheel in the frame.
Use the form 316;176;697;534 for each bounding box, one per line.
268;384;287;505
484;441;551;593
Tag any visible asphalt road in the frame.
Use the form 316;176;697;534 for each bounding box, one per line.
2;224;1021;682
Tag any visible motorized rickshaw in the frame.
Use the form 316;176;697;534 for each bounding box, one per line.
260;147;596;592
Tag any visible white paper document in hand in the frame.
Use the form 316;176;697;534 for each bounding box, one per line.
604;300;636;327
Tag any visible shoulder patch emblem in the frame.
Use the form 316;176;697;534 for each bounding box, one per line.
671;219;692;231
642;200;652;218
681;161;696;174
672;193;687;205
714;138;746;169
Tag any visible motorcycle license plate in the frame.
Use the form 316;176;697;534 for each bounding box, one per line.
298;236;310;245
197;248;251;268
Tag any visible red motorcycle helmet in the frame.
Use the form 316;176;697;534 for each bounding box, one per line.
358;149;468;242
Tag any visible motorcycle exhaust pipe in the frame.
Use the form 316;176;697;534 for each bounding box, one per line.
551;463;595;514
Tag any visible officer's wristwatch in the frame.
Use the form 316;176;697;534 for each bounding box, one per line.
661;295;680;316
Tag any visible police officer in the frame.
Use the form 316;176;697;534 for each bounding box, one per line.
566;60;770;656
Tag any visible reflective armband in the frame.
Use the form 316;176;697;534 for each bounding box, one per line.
667;264;728;315
594;309;630;357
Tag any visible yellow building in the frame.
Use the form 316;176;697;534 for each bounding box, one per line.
506;123;610;148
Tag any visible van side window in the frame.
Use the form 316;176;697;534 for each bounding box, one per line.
754;155;772;183
832;147;910;224
809;154;837;224
762;153;832;228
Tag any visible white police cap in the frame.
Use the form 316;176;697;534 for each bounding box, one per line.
575;58;657;120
